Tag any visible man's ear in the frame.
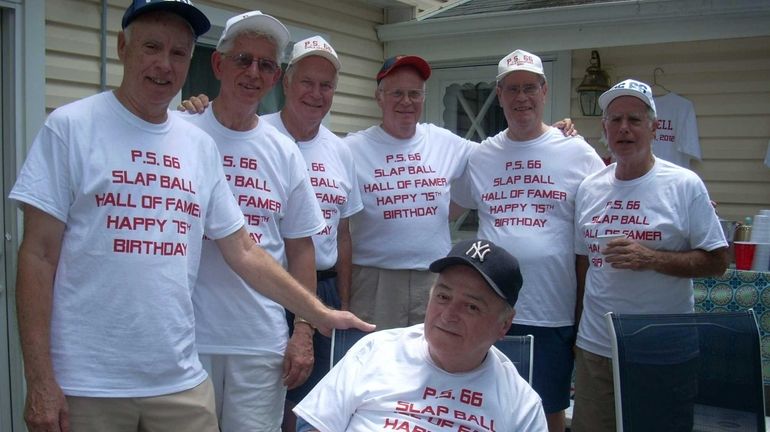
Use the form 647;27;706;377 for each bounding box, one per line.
117;31;127;63
211;51;224;80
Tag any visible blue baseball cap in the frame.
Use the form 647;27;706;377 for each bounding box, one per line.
122;0;211;38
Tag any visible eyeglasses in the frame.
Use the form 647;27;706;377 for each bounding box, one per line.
224;53;279;74
501;84;542;96
379;89;426;102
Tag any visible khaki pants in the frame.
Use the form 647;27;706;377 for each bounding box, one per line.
350;265;436;330
571;347;616;432
67;377;218;432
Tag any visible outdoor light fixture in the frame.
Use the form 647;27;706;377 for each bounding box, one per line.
577;50;611;116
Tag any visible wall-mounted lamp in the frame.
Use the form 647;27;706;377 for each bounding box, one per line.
577;50;611;116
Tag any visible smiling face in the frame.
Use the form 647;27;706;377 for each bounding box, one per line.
212;33;281;109
424;265;514;373
282;55;337;131
116;11;195;123
603;95;657;170
496;70;548;140
376;66;426;139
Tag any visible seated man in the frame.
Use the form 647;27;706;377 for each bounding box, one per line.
294;238;547;431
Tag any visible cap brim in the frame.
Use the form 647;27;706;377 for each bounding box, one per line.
219;14;290;52
123;2;211;37
496;66;545;81
290;50;341;70
429;256;508;301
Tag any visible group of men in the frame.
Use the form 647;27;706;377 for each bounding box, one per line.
11;0;729;432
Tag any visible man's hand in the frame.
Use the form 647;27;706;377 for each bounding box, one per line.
313;309;375;338
553;117;578;137
283;326;315;389
176;93;210;114
24;377;70;432
603;238;655;271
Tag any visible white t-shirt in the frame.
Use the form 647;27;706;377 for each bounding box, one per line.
574;158;727;358
181;107;325;356
9;91;245;397
262;113;363;270
344;124;475;270
294;324;546;432
453;127;605;327
652;92;701;168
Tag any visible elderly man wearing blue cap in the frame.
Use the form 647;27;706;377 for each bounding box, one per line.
571;79;728;432
294;238;547;432
10;2;372;431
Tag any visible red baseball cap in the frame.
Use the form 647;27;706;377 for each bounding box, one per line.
376;55;431;84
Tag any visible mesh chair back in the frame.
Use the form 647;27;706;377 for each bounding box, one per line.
330;328;370;369
493;334;534;384
606;310;765;432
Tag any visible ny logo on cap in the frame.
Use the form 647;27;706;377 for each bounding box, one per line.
465;241;491;262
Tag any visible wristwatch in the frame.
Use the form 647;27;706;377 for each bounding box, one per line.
294;316;316;331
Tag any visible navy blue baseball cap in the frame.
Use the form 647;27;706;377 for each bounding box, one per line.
122;0;211;38
429;239;523;307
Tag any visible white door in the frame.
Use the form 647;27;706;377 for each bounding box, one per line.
425;61;555;140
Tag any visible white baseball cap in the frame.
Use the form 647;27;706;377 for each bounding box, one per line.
598;79;657;117
217;11;290;54
497;49;545;81
289;36;340;70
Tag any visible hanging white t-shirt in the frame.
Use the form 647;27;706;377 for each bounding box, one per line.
453;127;605;327
574;158;727;358
294;324;546;432
344;124;475;270
652;92;701;168
262;113;363;271
9;91;245;397
180;107;325;356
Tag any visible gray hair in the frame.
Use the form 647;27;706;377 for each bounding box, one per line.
217;30;282;63
496;75;546;88
284;61;339;88
123;13;196;57
600;105;657;145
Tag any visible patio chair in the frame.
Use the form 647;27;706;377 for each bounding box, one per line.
330;327;370;368
494;334;534;385
606;310;765;432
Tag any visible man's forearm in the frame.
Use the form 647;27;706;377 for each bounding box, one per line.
218;228;328;323
17;248;57;384
336;218;353;310
648;247;729;278
286;236;318;333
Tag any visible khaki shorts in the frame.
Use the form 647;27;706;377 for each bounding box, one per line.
349;265;436;330
571;347;616;432
67;377;218;432
199;353;285;432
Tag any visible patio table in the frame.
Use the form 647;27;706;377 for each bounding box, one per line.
694;268;770;384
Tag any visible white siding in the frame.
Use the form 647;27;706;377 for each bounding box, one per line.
571;37;770;222
44;0;385;133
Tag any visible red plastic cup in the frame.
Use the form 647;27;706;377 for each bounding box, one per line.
734;242;757;270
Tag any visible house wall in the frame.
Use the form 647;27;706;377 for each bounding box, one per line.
571;37;770;222
44;0;385;134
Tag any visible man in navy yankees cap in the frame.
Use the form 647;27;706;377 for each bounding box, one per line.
294;238;547;432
